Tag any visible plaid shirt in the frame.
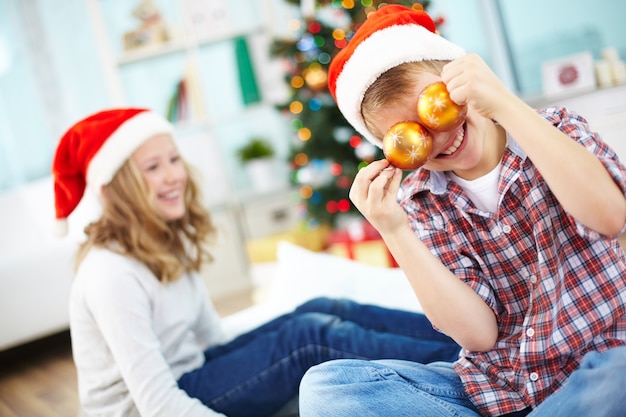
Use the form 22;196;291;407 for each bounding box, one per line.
399;107;626;416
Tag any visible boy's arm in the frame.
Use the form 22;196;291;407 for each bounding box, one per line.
444;53;626;236
384;224;498;351
350;160;498;352
494;98;626;236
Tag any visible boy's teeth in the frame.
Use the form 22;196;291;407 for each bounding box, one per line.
442;129;464;155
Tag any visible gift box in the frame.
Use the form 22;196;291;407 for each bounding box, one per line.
246;223;332;264
325;219;398;268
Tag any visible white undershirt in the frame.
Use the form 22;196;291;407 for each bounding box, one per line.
447;162;501;213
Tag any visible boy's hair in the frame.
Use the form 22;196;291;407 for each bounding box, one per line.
75;158;216;283
327;5;464;147
362;60;448;139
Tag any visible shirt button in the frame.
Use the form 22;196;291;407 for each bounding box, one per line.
530;372;539;382
502;224;512;234
526;328;535;337
530;275;537;284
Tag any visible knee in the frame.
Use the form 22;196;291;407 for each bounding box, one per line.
570;345;626;389
295;297;340;314
299;362;333;416
547;348;626;417
276;311;338;348
299;360;364;411
300;361;328;393
301;359;347;387
581;345;626;371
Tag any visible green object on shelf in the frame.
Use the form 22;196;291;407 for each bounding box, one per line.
236;137;275;163
235;36;261;106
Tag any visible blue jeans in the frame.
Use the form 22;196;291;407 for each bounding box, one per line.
299;360;482;417
528;346;626;417
177;297;460;417
299;345;626;417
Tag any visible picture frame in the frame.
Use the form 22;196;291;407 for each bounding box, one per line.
541;52;596;98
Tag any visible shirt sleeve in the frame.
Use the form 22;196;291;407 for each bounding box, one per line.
84;256;226;417
542;106;626;237
405;202;501;319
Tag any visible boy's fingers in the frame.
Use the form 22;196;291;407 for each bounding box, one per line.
357;159;391;180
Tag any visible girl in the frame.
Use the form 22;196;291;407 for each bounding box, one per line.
52;108;461;417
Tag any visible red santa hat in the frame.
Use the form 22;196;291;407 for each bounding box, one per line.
328;4;465;147
52;108;174;237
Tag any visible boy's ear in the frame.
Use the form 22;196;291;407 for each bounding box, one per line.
100;185;109;202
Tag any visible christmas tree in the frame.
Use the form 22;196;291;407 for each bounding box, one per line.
271;0;435;228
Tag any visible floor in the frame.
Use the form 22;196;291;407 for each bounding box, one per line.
0;290;254;417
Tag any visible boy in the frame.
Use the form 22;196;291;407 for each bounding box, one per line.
298;5;626;417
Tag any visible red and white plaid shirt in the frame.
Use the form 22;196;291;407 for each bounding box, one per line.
399;107;626;416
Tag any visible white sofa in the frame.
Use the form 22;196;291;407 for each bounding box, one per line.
0;175;106;350
1;177;73;350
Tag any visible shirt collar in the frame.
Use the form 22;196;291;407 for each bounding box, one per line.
401;134;526;198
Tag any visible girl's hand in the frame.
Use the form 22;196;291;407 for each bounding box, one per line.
441;53;514;121
349;159;408;235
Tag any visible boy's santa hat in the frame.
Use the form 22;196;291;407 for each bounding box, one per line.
328;4;465;147
52;108;174;237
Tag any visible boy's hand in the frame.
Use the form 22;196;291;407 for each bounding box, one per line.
349;159;408;235
441;53;514;121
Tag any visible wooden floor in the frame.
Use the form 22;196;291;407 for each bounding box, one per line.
0;290;254;417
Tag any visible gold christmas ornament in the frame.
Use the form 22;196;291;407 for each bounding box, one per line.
383;121;433;170
417;81;467;132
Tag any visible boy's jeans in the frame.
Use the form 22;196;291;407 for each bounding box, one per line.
178;297;461;417
299;359;483;417
298;345;626;417
528;346;626;417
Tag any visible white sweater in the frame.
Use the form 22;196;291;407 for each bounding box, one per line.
70;247;228;417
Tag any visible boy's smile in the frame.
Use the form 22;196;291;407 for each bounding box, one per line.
436;123;466;158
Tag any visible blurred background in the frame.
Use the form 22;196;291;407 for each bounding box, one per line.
1;0;626;350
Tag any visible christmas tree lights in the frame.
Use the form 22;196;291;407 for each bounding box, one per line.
271;0;432;227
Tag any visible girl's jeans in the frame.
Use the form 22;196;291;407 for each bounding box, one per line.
298;345;626;417
177;297;461;417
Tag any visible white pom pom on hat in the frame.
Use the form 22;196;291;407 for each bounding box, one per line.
327;4;465;147
51;108;174;237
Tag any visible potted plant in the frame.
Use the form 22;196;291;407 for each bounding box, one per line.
236;137;279;192
236;137;275;163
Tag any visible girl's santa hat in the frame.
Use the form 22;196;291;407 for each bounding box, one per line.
328;4;465;147
52;108;174;237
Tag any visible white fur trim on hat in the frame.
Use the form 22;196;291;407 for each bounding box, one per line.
86;111;174;197
52;218;69;238
335;25;465;147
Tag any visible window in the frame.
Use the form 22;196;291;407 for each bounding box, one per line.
429;0;626;97
0;0;109;191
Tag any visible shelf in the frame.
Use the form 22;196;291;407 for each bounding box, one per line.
523;83;626;108
87;0;295;297
117;25;265;65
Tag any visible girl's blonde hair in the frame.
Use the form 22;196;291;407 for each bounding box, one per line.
75;157;216;283
362;60;448;139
